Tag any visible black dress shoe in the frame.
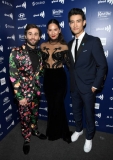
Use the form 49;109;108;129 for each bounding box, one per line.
23;140;30;155
32;130;47;140
63;131;73;144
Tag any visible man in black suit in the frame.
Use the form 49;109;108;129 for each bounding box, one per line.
68;8;107;152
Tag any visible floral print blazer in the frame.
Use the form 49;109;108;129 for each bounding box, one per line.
9;44;43;102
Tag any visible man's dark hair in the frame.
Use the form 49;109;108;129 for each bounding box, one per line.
68;8;86;22
24;24;42;37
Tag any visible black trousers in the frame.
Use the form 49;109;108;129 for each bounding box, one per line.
71;83;95;140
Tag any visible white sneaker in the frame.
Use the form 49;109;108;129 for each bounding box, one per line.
84;139;92;153
71;130;83;142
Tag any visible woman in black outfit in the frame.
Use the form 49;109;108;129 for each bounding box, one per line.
40;19;71;143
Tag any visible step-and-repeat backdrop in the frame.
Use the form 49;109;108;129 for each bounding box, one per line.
0;0;113;141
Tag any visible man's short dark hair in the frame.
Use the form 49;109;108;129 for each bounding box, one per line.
68;8;86;22
24;24;42;37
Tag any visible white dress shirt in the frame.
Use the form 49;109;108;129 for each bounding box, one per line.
71;31;85;62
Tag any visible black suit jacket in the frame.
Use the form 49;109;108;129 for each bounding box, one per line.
68;33;107;93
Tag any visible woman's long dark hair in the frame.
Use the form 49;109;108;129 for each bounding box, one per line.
47;19;67;45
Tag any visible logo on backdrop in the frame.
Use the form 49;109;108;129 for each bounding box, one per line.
7;46;16;50
0;56;4;64
3;97;10;106
39;107;48;112
95;113;101;118
0;45;3;52
110;97;113;100
16;1;26;8
7;34;15;41
18;13;27;20
98;0;113;5
100;38;106;46
4;13;13;20
96;25;111;32
2;1;13;7
51;0;65;4
107;116;113;119
33;11;45;18
4;104;12;113
0;67;6;73
82;7;86;14
95;103;100;109
96;94;104;100
104;50;109;58
5;114;12;122
98;11;111;19
0;77;6;86
109;107;113;110
0;87;9;95
95;121;99;126
37;24;46;28
18;24;27;29
106;125;113;128
19;34;25;41
7;120;15;130
52;9;64;17
59;21;64;28
41;33;46;40
32;1;45;6
5;24;15;29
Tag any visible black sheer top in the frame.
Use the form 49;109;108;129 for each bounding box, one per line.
40;46;70;68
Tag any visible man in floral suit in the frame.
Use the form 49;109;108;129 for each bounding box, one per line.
9;24;46;154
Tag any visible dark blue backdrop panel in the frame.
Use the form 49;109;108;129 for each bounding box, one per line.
0;0;113;141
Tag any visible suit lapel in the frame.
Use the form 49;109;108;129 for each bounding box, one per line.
68;39;75;65
76;33;88;61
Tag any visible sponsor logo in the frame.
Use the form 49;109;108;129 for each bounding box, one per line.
100;38;106;46
104;50;109;57
39;100;47;102
5;24;15;28
82;7;86;14
0;77;6;85
70;113;73;115
7;120;15;130
69;120;75;123
109;107;113;110
39;114;47;117
0;38;2;41
37;24;46;28
107;116;113;118
59;21;64;28
0;68;6;74
110;97;113;100
98;0;113;5
95;121;99;126
4;13;13;20
16;1;26;8
95;103;100;109
96;25;111;32
98;11;111;18
32;1;45;6
7;34;15;41
0;56;4;64
0;132;3;136
0;124;1;128
96;94;104;100
51;0;65;4
4;104;12;113
69;104;72;107
33;11;45;18
18;13;27;20
5;113;12;122
0;87;9;95
3;97;10;105
0;45;3;52
52;9;64;17
39;107;48;111
18;24;27;29
95;113;101;118
2;1;13;6
19;34;25;41
106;125;113;127
7;46;16;50
41;33;46;40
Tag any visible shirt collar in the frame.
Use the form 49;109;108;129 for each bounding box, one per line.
75;31;85;40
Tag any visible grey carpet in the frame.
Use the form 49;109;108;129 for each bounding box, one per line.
0;120;113;160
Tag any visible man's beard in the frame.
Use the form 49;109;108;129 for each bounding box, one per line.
26;39;38;47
